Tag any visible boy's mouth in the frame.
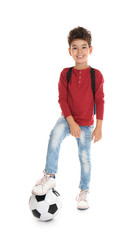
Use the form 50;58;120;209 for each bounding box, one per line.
77;55;84;59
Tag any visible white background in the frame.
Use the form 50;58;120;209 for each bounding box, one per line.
0;0;138;239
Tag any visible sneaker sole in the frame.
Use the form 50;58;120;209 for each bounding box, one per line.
32;183;56;196
77;207;89;210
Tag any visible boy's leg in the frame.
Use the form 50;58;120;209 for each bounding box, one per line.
45;115;70;174
32;116;70;195
76;125;94;190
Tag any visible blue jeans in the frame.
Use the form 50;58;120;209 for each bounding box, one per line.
45;116;94;190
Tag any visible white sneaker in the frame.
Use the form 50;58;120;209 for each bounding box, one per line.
76;190;89;210
32;170;56;195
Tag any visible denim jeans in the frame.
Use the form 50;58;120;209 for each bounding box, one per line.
45;116;94;190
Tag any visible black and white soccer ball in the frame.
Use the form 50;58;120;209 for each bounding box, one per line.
29;188;62;221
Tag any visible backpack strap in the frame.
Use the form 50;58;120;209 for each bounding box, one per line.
67;67;73;84
90;67;95;101
90;66;96;115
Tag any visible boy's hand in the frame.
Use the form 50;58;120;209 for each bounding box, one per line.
66;115;81;138
92;119;103;143
92;126;102;143
69;122;81;138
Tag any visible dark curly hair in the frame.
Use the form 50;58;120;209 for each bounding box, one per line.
68;26;92;48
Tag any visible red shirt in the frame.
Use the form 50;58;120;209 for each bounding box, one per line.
58;66;104;126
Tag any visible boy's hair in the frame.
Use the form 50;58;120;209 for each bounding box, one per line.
68;26;92;48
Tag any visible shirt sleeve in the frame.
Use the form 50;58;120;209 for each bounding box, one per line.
58;69;72;118
95;70;105;120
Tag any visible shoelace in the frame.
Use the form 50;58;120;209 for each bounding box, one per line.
76;190;89;202
40;175;49;186
36;170;49;186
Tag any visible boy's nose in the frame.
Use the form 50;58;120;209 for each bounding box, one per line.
78;49;82;54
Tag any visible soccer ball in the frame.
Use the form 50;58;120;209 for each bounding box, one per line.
29;188;62;221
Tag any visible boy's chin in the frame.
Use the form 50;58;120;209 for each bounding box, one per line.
75;60;88;65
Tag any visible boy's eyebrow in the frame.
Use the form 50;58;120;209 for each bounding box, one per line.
71;44;88;47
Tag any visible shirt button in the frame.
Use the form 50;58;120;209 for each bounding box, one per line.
79;71;81;74
79;76;81;79
78;81;81;84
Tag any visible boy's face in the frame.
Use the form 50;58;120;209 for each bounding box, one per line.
68;39;93;65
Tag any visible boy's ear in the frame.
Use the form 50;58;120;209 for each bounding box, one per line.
68;48;72;56
89;46;93;55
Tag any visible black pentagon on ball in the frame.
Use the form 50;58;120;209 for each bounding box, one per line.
48;204;58;214
35;194;46;202
32;209;41;218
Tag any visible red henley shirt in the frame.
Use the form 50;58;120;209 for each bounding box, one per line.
58;66;104;126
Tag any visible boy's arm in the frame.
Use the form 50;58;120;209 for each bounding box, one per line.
95;70;105;121
92;119;103;143
66;115;75;125
96;119;103;128
58;70;81;138
92;70;105;143
58;69;72;118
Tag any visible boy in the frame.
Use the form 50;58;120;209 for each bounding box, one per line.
32;26;104;210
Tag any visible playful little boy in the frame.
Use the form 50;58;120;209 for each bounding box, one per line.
32;26;105;210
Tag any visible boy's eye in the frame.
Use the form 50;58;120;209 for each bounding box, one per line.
72;46;87;50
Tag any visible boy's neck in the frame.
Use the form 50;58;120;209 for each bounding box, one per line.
74;62;89;70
